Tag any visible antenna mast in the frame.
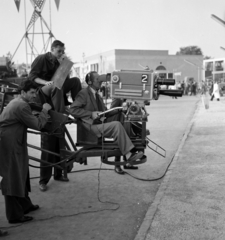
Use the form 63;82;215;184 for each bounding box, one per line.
12;0;60;64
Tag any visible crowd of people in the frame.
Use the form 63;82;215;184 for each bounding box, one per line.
201;79;222;101
170;79;224;100
179;80;198;96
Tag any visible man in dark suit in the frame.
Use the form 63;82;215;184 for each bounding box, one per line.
28;40;81;109
69;71;143;174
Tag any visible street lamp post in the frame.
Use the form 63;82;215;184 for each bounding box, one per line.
211;14;225;27
197;66;200;86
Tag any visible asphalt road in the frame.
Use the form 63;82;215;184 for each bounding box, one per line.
0;95;199;240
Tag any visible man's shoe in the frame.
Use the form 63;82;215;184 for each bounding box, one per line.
39;184;47;192
114;166;125;175
24;205;40;214
0;230;8;237
9;216;33;224
127;151;144;162
124;165;139;170
54;176;69;182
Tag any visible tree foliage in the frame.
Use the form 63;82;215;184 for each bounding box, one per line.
176;46;203;55
16;63;28;77
203;56;212;60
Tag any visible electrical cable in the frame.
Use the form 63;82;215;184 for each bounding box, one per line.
29;150;174;182
0;205;119;229
0;224;23;229
124;153;175;181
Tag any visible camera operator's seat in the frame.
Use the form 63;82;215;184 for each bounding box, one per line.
75;119;147;166
75;119;123;164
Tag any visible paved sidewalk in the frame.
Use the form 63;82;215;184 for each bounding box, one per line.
135;98;225;240
135;97;225;240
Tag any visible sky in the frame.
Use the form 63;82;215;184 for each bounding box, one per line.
1;0;225;64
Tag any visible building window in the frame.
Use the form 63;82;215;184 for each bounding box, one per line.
91;63;99;72
168;73;173;78
158;73;167;78
205;62;213;71
215;61;224;71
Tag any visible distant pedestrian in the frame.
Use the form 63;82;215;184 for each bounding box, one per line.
192;81;197;96
187;83;191;95
209;82;213;96
169;85;177;99
201;81;207;95
181;81;185;95
211;80;220;101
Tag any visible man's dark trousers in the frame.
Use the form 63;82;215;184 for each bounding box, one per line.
39;134;62;185
39;77;81;184
63;77;81;101
4;177;33;221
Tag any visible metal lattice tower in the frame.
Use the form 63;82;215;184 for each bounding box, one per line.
12;0;59;65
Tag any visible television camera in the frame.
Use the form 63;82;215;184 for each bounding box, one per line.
108;70;182;117
110;69;183;121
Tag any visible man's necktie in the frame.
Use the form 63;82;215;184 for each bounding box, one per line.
95;92;104;111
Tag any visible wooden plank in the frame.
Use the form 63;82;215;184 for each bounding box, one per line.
51;58;74;90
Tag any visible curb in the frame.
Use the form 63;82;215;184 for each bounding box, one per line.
134;100;200;240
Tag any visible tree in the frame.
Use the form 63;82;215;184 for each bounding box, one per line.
204;56;212;60
6;52;12;60
16;63;28;77
176;46;203;55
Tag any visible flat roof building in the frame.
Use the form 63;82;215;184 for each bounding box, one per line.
73;49;203;85
203;58;225;83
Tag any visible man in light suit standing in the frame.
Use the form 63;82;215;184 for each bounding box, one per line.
69;71;143;174
210;80;220;101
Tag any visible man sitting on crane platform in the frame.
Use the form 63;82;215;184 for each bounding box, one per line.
69;71;144;174
28;40;81;111
28;40;82;192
